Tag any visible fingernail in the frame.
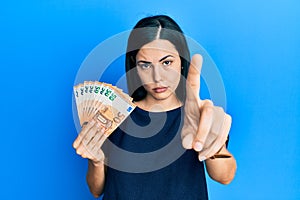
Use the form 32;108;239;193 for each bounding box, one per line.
194;142;203;151
198;156;206;162
73;142;77;148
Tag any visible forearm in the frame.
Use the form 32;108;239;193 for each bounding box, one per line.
205;146;237;184
86;159;106;198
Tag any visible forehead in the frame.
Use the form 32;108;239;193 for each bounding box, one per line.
137;39;179;59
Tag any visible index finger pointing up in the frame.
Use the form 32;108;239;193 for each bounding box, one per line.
186;54;203;100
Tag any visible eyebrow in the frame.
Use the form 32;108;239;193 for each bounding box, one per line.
159;55;174;62
136;55;174;64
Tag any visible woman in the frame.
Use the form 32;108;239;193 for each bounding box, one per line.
73;15;237;199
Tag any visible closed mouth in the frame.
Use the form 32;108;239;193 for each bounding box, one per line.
153;87;168;93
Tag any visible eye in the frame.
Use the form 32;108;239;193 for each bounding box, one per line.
162;60;173;67
137;63;152;70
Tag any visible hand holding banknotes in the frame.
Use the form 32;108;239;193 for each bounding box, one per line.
73;120;107;163
72;82;136;164
181;54;232;161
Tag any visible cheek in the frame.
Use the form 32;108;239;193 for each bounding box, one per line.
166;68;181;83
137;70;151;84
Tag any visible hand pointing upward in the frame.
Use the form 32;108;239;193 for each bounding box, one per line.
181;54;232;161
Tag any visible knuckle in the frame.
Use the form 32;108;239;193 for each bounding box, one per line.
215;106;224;113
203;106;214;116
90;140;96;147
226;113;232;121
83;136;88;142
203;99;213;106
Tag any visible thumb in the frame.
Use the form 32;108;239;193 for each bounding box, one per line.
186;54;203;101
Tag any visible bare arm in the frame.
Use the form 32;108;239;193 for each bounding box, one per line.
73;121;108;198
86;160;106;198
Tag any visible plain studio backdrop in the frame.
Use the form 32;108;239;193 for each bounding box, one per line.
0;0;299;199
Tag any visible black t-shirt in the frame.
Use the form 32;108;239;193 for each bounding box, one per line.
102;106;208;200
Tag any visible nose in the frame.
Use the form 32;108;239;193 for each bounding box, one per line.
153;65;162;83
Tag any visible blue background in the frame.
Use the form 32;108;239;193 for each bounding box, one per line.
1;0;299;199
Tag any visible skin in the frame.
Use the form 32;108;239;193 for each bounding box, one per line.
135;39;182;111
73;39;237;198
182;54;237;184
73;120;106;197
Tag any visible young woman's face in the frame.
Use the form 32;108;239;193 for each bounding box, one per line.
136;39;181;104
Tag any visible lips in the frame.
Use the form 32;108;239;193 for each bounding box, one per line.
153;87;168;93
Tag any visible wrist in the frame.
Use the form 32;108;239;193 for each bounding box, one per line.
89;158;105;167
209;145;232;159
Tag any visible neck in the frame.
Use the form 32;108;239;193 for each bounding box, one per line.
135;95;182;112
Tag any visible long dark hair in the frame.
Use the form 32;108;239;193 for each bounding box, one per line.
125;15;190;102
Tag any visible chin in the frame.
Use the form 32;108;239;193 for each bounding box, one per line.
151;92;174;101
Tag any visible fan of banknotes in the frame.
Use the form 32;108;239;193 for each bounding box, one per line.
73;81;136;136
